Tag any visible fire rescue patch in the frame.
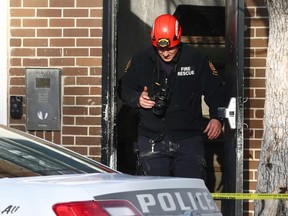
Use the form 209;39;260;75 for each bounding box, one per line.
124;59;132;72
209;61;218;76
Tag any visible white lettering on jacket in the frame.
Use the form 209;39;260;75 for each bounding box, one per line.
177;66;195;76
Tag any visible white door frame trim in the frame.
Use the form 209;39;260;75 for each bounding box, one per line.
0;0;8;125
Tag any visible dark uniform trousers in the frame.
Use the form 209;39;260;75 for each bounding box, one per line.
137;135;207;180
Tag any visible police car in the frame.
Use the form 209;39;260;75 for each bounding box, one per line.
0;125;222;216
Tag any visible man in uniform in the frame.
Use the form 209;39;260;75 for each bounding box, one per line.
118;14;225;179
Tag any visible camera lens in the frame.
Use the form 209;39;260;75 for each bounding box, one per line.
153;100;166;116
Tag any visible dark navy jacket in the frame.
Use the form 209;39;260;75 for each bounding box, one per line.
119;43;225;142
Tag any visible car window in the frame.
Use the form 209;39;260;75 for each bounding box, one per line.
0;127;116;178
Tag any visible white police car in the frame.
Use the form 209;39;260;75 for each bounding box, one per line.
0;125;222;216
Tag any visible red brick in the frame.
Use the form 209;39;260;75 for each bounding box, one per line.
62;126;88;135
37;9;62;17
76;0;102;7
64;29;89;37
89;127;101;136
62;136;75;145
76;77;100;85
37;29;62;37
63;77;76;85
37;48;62;56
10;77;25;85
23;58;48;66
50;58;75;66
64;87;89;95
90;87;102;95
9;68;25;76
10;58;22;66
10;9;35;17
23;0;48;7
63;9;88;17
89;107;101;116
90;48;102;56
90;67;102;75
50;19;75;27
63;117;75;125
11;48;35;56
11;29;35;37
76;97;101;105
64;48;89;56
90;29;102;37
10;19;21;27
63;96;75;105
76;58;102;66
62;68;88;76
50;39;75;47
50;0;74;7
23;39;48;47
91;9;103;17
10;86;25;95
23;19;48;27
75;137;98;145
77;19;102;27
10;0;21;7
89;146;101;156
77;38;102;46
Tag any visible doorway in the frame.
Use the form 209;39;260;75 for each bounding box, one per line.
117;0;227;185
103;0;244;215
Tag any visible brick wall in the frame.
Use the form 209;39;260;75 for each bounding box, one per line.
244;0;268;215
9;0;103;161
8;0;270;214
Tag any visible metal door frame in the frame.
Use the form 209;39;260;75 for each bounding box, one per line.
102;0;118;169
223;0;244;215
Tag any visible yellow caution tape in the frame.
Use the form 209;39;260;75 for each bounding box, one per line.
212;193;288;200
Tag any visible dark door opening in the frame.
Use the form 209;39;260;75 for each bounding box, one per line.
113;1;244;215
116;3;226;187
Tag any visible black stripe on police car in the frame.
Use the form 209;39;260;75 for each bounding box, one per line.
94;188;220;215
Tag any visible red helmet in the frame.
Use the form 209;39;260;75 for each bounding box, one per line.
151;14;182;48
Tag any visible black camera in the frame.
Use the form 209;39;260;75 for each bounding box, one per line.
151;87;171;116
